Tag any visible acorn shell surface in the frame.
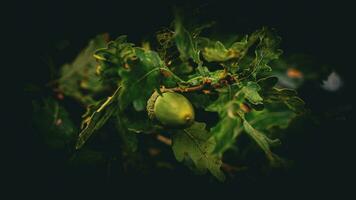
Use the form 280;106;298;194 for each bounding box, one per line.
153;92;195;128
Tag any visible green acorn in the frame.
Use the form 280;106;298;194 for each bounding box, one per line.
147;91;195;128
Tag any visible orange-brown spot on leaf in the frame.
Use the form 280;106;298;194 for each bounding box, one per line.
160;69;172;77
287;68;303;78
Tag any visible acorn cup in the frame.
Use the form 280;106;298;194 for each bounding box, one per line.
147;91;195;128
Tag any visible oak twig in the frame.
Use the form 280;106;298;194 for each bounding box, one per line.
160;84;205;93
160;76;233;93
156;134;172;146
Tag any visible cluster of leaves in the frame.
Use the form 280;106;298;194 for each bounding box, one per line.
40;18;304;181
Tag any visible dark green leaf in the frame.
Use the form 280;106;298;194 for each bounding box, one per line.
69;149;106;166
94;35;136;84
206;85;244;154
206;85;238;114
172;122;225;181
115;115;138;152
210;115;243;154
246;105;296;131
172;62;193;75
242;119;281;165
239;82;263;105
185;93;212;109
75;87;121;150
118;48;164;110
257;76;278;90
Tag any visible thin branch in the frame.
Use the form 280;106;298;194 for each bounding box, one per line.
221;163;248;174
160;76;231;93
161;84;205;93
134;68;161;84
156;134;172;146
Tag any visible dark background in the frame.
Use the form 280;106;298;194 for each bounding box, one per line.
11;0;355;198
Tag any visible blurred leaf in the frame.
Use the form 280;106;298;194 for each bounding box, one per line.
156;27;175;61
33;98;77;150
59;34;108;105
69;148;106;166
172;122;225;181
115;115;138;152
262;87;305;113
172;62;194;75
174;17;201;65
201;36;249;62
251;28;283;78
271;54;328;89
202;41;231;62
185;93;212;109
